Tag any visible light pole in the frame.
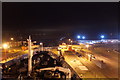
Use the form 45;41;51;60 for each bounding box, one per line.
3;43;9;59
86;45;89;49
100;35;104;39
10;38;14;47
71;41;73;45
85;44;89;56
68;39;71;41
85;44;92;61
77;35;80;39
68;39;71;45
82;36;85;39
10;38;14;41
40;42;43;51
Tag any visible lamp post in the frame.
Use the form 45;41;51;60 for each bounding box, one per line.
77;35;80;39
71;41;73;45
10;38;14;47
3;44;9;59
40;42;43;51
68;39;71;41
85;44;92;61
10;38;14;41
100;35;104;39
82;36;85;39
86;45;89;49
85;44;89;56
68;39;71;45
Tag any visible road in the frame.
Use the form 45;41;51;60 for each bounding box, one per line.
50;43;119;78
50;49;101;78
82;44;118;78
64;51;94;78
0;49;28;63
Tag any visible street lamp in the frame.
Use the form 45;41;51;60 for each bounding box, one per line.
77;35;80;39
86;45;89;49
3;43;9;59
10;38;14;47
40;43;43;45
3;44;8;49
10;38;14;41
40;43;43;51
82;36;85;39
85;44;89;55
85;44;92;61
100;35;105;39
68;39;71;45
71;41;73;45
68;39;71;41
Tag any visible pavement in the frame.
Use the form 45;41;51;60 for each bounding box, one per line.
79;44;119;78
50;49;97;78
50;44;119;78
0;50;28;63
88;47;118;78
64;51;106;78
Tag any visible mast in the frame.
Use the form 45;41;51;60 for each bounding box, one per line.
28;36;32;76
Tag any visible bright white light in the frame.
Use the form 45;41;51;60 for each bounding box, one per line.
101;35;105;39
10;38;14;40
82;36;85;39
77;35;80;39
3;44;8;49
86;45;89;48
40;43;43;45
89;42;93;44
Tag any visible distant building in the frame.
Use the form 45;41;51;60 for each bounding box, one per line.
7;41;22;47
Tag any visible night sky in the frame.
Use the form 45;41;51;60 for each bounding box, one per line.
2;2;118;41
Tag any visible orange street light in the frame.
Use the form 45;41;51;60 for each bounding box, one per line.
3;43;9;49
3;43;9;58
10;38;14;41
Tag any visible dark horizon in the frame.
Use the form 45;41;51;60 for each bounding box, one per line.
2;2;119;41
